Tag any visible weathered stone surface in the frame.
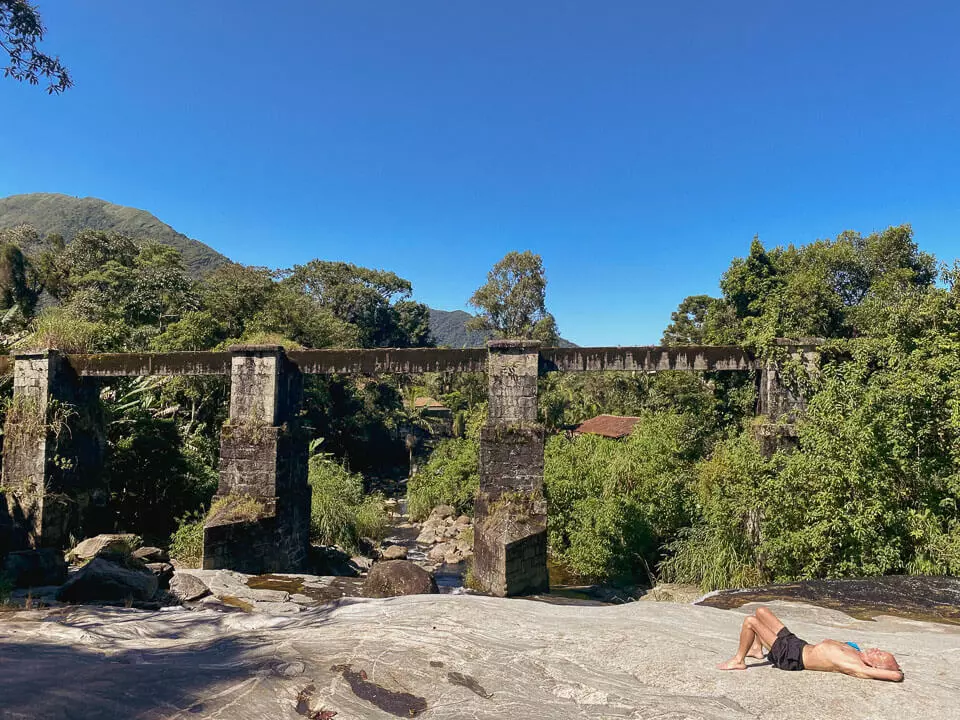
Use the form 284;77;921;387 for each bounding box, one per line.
433;504;456;519
131;546;168;563
0;597;955;719
363;560;438;598
380;545;408;561
2;548;67;587
640;583;704;604
56;557;159;603
145;562;174;588
168;572;211;602
67;534;140;562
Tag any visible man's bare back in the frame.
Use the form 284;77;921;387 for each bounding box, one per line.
718;606;904;682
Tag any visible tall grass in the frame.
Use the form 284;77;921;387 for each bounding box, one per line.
309;455;387;552
19;307;102;353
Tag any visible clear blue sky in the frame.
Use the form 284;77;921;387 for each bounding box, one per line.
3;1;960;345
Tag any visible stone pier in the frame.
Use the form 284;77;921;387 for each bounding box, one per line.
202;346;311;574
0;350;102;552
473;340;549;597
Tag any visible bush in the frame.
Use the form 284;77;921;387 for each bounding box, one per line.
407;438;479;521
169;511;205;568
309;455;387;553
659;434;772;591
544;412;701;580
18;307;103;353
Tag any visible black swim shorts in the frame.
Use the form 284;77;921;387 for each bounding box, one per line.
769;627;808;671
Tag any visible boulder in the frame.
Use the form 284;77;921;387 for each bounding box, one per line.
132;546;168;563
67;534;140;563
168;572;210;602
432;505;456;519
2;549;67;588
454;515;471;527
363;560;438;598
428;542;455;563
56;557;158;603
145;562;175;588
380;545;408;561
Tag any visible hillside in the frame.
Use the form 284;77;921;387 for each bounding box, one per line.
0;193;228;277
0;193;576;346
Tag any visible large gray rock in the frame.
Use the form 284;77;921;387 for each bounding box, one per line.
132;546;169;563
67;534;140;563
56;557;158;603
168;572;210;602
2;549;67;588
0;597;956;719
363;560;438;598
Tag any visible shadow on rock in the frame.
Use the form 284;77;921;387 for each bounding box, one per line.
0;605;336;720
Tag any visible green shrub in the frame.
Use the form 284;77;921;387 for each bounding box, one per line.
407;438;479;521
169;511;205;568
18;307;103;353
309;455;387;553
544;412;700;580
659;433;772;591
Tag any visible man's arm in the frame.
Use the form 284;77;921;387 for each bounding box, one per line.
845;663;904;682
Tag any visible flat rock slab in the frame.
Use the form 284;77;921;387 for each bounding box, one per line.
1;597;958;719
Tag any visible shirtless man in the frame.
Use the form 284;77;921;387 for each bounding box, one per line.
717;606;904;682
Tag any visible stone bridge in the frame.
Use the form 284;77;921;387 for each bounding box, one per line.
0;341;814;596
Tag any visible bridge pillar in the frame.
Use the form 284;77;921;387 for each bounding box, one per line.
473;340;549;597
1;350;102;552
203;345;310;573
754;342;820;456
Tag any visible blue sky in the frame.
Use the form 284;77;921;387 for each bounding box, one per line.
3;1;960;345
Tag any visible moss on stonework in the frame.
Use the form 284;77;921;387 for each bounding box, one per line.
206;494;268;525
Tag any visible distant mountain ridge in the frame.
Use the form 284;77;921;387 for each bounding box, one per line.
428;308;577;348
0;193;228;277
0;192;575;347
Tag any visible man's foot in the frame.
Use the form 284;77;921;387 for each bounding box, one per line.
717;658;748;671
746;647;765;659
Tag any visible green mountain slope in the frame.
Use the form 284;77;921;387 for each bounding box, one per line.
0;192;576;346
0;193;228;276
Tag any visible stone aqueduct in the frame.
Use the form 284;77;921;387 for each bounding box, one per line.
0;341;810;596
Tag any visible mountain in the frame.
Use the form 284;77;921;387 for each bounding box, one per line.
0;192;576;346
428;308;577;348
0;193;228;276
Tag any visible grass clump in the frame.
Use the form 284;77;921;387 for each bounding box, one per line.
169;511;205;568
309;454;387;553
18;307;103;353
407;438;479;521
168;495;266;568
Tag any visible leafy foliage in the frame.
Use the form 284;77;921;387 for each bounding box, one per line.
468;250;559;343
0;1;70;93
407;438;480;521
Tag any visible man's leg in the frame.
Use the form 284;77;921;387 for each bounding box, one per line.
718;614;780;670
747;606;785;658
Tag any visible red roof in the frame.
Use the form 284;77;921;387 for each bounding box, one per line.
573;414;641;439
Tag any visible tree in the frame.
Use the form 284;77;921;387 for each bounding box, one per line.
282;260;432;347
467;250;559;344
1;1;70;93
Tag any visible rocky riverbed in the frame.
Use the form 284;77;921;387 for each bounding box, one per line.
2;595;958;720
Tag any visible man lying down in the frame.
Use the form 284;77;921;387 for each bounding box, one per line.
718;606;904;682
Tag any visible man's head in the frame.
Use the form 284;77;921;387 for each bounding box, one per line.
861;648;900;671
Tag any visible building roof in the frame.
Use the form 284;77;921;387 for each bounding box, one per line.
573;414;641;439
